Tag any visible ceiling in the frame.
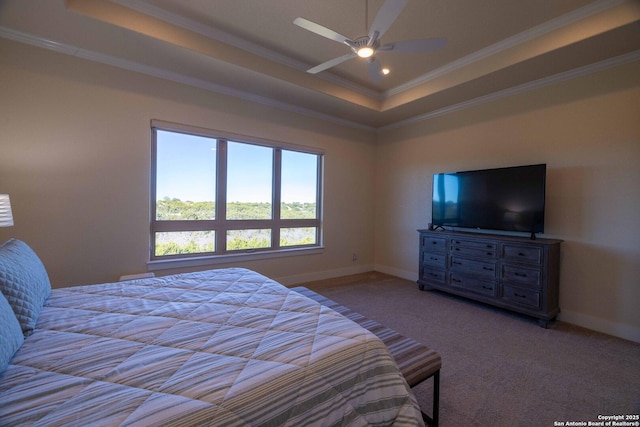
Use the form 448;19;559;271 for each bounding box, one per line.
1;0;639;129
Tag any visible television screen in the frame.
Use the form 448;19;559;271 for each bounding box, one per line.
432;164;546;234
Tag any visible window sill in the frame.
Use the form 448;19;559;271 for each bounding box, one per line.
147;246;324;272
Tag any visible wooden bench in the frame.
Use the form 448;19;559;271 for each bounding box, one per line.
292;287;442;426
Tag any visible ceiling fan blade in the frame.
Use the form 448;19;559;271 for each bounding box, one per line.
380;37;447;53
294;17;352;45
368;0;409;43
307;53;357;74
366;57;384;83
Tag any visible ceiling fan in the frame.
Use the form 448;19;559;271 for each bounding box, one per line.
294;0;446;82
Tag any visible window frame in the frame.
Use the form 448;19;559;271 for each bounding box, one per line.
149;120;324;267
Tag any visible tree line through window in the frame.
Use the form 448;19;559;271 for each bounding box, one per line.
151;124;322;259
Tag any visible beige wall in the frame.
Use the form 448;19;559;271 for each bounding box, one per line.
1;37;639;342
375;61;640;341
0;39;376;287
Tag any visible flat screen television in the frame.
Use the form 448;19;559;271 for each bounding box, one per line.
431;164;546;236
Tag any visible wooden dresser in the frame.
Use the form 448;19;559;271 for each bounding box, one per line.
418;229;562;327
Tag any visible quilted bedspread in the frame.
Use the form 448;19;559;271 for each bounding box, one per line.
0;268;423;426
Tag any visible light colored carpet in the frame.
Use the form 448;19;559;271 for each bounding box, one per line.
300;272;640;427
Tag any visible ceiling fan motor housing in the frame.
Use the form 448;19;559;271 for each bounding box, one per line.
350;36;378;57
294;0;445;79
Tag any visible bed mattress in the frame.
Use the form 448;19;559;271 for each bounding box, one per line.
0;268;422;426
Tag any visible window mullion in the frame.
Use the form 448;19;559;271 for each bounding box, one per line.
153;220;217;232
272;148;282;249
217;139;228;253
316;154;323;245
150;127;159;257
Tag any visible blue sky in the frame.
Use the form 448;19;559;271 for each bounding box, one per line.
433;174;459;203
156;131;317;203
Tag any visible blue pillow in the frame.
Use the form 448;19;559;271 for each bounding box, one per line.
0;239;51;336
0;291;24;374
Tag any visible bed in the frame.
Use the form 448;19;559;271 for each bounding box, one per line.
0;239;424;426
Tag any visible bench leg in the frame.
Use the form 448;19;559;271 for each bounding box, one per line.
420;370;439;427
432;370;440;427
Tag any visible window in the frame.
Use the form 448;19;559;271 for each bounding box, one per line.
151;121;323;261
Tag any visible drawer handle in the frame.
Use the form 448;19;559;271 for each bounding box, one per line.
514;272;527;277
487;252;493;256
432;241;438;245
430;257;439;261
482;286;493;290
452;278;462;283
483;267;494;271
513;293;527;299
430;273;439;278
453;261;462;265
518;252;526;256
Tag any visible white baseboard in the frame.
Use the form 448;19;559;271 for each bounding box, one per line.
280;265;640;344
558;310;640;343
276;264;375;287
373;264;416;282
374;266;640;343
119;272;155;281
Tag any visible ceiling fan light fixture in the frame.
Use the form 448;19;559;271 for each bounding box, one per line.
294;0;446;80
357;46;374;58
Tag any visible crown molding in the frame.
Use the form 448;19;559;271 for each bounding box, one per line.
110;0;383;100
379;49;640;131
385;0;628;97
1;23;637;133
0;26;376;132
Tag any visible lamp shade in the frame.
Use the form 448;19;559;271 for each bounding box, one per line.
0;194;14;227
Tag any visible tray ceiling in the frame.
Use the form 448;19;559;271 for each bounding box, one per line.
1;0;639;129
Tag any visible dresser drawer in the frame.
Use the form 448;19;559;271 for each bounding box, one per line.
420;266;446;285
450;256;497;279
422;236;447;254
449;273;496;297
451;238;497;252
422;252;446;269
502;245;543;265
501;264;541;288
450;245;497;260
502;285;540;309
